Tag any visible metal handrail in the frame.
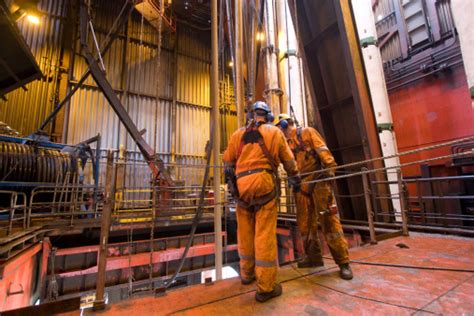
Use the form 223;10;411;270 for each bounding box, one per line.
0;191;27;235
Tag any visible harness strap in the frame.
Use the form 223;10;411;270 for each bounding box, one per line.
236;188;277;212
237;122;278;173
234;122;281;212
257;138;278;174
236;168;273;179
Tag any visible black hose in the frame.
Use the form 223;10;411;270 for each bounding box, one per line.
350;260;474;273
163;127;215;289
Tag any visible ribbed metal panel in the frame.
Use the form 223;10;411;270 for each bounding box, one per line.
178;28;210;62
1;0;237;188
155;99;172;153
436;0;454;36
221;112;238;150
175;104;210;157
72;35;126;89
67;87;120;149
127;42;158;96
374;0;403;62
125;96;171;153
380;34;402;62
0;0;67;135
175;156;206;186
123;153;153;195
67;4;173;151
124;46;173;99
177;55;210;106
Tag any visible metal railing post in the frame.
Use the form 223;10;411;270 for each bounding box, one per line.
397;168;409;236
362;167;377;244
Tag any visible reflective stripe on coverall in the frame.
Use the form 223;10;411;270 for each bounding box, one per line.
223;122;298;293
289;127;350;265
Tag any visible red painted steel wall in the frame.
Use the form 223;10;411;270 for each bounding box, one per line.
0;244;42;312
389;66;474;176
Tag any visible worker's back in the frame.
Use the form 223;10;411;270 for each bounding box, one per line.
223;121;296;201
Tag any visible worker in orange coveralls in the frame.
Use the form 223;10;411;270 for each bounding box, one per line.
223;102;301;302
275;113;353;280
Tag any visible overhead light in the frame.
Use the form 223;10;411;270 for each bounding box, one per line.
228;61;233;67
26;14;40;25
377;14;383;21
256;32;264;42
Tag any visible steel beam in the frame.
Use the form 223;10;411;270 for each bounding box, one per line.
334;0;391;216
39;1;135;132
57;244;238;279
78;1;170;183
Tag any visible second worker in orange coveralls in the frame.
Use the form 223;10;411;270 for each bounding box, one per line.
223;102;301;302
275;114;353;280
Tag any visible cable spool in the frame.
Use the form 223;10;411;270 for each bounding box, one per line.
0;142;78;184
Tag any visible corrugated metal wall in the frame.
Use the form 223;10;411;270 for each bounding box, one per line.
0;0;237;188
62;2;209;187
373;0;456;63
373;0;403;63
0;0;67;135
436;0;455;36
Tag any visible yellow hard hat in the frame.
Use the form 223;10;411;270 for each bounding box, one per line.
274;113;291;127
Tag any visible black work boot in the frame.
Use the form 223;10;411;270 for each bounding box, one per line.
339;263;353;280
298;238;324;268
297;256;324;268
255;283;282;303
241;276;255;285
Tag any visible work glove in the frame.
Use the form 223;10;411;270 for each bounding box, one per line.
224;166;239;198
325;169;335;178
288;174;302;193
224;166;235;183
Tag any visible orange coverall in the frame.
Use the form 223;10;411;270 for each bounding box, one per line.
289;127;350;265
223;122;298;294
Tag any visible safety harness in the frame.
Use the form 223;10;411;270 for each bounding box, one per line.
292;127;337;214
233;122;280;212
290;127;319;196
291;127;318;160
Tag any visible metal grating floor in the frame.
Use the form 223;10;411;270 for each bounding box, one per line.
78;233;474;315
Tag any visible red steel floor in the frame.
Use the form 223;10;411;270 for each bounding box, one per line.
79;233;474;315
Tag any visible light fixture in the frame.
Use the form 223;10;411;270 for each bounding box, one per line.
256;32;264;42
11;1;42;23
26;14;40;25
228;61;233;67
377;14;383;21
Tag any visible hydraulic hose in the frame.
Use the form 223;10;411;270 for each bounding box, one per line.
163;127;215;289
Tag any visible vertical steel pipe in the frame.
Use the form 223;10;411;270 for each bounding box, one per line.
362;167;377;244
247;0;257;103
263;0;282;114
93;151;115;310
352;0;402;219
397;168;409;236
212;0;222;281
235;0;245;126
275;0;306;123
451;1;474;97
224;0;237;104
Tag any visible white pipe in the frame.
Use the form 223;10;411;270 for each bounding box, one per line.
451;0;474;101
275;0;307;126
352;0;402;219
263;0;281;114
